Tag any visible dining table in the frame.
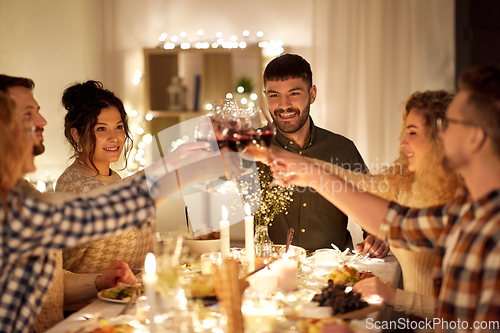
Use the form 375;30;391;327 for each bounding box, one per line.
46;253;401;333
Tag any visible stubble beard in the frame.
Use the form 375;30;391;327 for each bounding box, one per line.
272;101;311;134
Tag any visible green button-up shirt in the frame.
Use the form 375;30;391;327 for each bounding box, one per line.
264;118;367;252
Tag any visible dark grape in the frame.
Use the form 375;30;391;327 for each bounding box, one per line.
311;283;369;315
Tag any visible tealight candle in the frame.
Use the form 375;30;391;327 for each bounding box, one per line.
142;253;157;333
244;203;255;272
270;254;298;293
220;205;230;259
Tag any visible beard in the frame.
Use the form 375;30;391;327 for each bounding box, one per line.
272;102;311;134
33;143;45;156
441;154;465;172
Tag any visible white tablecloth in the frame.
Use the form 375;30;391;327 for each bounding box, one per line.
46;255;401;333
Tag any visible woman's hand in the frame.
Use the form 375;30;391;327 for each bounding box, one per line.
95;260;137;291
355;235;390;258
268;150;316;187
353;276;396;306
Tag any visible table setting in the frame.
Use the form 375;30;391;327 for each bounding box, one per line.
45;100;400;333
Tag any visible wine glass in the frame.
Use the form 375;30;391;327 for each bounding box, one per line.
237;106;276;161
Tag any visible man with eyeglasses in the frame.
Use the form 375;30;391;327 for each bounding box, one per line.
270;65;500;332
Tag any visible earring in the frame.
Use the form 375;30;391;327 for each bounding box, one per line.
77;143;83;153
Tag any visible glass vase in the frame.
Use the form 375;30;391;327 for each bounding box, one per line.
254;225;272;258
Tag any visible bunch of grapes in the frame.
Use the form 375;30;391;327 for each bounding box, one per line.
311;280;368;315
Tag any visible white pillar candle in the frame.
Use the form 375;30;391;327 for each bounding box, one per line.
142;253;157;333
270;254;298;293
244;203;255;272
251;266;278;295
220;205;230;260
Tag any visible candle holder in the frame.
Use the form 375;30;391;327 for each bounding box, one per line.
241;288;278;333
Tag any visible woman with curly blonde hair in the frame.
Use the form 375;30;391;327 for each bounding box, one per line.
309;90;462;324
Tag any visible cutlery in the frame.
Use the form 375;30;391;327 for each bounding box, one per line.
285;228;294;253
118;289;139;316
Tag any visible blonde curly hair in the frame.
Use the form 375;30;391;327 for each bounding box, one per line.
382;90;463;207
0;91;30;200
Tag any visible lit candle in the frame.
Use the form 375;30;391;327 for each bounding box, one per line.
142;253;157;333
251;265;278;295
270;254;298;293
220;205;230;259
244;203;255;272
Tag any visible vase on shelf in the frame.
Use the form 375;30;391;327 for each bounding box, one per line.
254;224;272;258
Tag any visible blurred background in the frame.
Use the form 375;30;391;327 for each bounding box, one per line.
1;0;498;244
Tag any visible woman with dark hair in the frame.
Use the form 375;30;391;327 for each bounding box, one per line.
0;84;238;332
54;81;153;311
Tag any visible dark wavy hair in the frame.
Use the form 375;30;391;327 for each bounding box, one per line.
263;53;313;89
62;80;132;173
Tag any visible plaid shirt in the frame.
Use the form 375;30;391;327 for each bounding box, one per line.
381;187;500;332
0;175;155;333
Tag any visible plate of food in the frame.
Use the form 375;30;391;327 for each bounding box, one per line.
289;281;379;322
97;283;144;304
66;315;144;333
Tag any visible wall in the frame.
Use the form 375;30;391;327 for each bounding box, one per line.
0;0;313;181
0;0;105;181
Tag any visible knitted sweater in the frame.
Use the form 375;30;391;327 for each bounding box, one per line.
55;160;155;311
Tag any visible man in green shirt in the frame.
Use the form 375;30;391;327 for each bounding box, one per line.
262;54;389;256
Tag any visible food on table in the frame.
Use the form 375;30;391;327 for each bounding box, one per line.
180;263;193;270
326;265;375;285
186;274;217;298
190;230;221;240
311;281;368;315
298;317;353;333
90;324;133;333
100;283;144;301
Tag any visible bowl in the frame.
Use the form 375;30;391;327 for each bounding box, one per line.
184;239;221;257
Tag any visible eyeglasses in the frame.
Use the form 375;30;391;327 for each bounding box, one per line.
436;117;478;131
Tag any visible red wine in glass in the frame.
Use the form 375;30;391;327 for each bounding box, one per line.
258;128;274;147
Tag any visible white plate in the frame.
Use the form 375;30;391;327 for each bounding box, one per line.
97;291;130;304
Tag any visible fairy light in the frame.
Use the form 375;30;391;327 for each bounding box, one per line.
180;31;187;38
226;93;233;99
138;141;146;149
159;33;168;42
243;30;250;37
145;113;153;121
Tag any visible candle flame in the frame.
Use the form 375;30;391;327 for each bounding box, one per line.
145;252;156;274
244;203;251;216
221;205;228;220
